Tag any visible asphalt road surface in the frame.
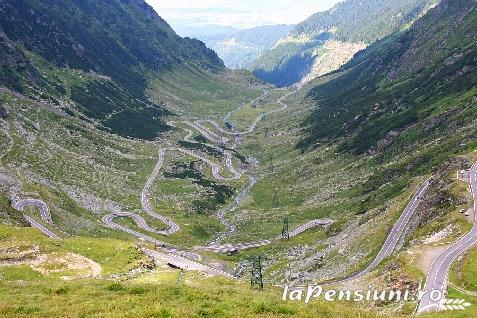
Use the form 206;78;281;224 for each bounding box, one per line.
23;215;61;240
14;199;52;223
195;219;333;253
140;149;181;235
12;88;467;286
143;248;235;277
13;199;60;239
417;163;477;314
103;87;317;264
322;179;431;285
195;89;294;137
13;87;330;275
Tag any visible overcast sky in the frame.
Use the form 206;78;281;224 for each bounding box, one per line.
145;0;342;29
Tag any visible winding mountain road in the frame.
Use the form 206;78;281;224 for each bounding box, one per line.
349;179;431;280
196;219;333;253
282;179;432;292
22;215;61;240
194;89;293;137
100;88;300;266
13;199;60;240
314;178;431;286
102;213;167;246
140;149;180;235
172;147;241;180
417;163;477;314
14;199;52;223
12;87;331;276
11;79;473;288
287;219;335;238
12;85;452;284
143;248;235;278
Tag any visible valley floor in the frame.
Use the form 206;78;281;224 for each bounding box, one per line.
1;79;477;318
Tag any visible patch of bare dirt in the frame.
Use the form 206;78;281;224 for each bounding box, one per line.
0;247;102;279
30;253;102;279
0;245;40;263
410;244;449;274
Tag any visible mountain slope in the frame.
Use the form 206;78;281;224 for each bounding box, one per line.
0;0;223;89
251;0;437;87
1;1;477;316
0;0;262;232
191;24;294;69
299;0;476;185
0;0;226;139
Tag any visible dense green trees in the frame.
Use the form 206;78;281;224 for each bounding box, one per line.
252;0;436;87
300;0;477;161
292;0;436;43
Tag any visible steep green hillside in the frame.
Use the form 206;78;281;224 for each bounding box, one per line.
251;0;437;87
0;0;225;139
301;0;476;155
1;0;476;317
298;0;476;210
293;0;434;42
0;0;262;243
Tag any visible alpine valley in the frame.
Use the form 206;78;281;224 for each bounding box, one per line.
0;0;476;317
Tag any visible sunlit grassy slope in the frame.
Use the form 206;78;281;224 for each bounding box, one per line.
0;224;384;318
149;65;263;117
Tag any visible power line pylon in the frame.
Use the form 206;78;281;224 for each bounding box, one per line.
250;255;264;290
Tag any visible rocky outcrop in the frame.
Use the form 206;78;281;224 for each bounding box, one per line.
301;40;366;83
0;105;7;119
0;32;41;90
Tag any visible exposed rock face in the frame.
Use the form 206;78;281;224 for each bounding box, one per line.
301;40;366;83
252;0;435;86
0;105;7;119
0;32;41;90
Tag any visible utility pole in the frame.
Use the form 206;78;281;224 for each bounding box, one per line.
250;255;264;290
268;155;274;173
282;216;289;240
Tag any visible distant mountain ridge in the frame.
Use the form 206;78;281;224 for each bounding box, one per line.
173;24;238;38
188;24;294;69
292;0;434;43
251;0;438;87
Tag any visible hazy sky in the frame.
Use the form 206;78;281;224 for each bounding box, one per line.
145;0;342;29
